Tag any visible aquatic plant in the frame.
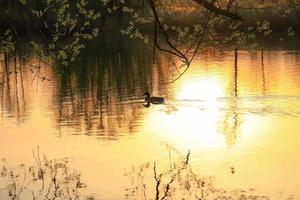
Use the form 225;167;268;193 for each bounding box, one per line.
0;148;94;200
125;145;280;200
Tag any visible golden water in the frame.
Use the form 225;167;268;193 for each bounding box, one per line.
1;50;300;199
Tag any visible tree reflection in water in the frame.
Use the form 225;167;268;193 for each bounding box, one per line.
0;37;170;139
125;145;271;200
0;147;95;200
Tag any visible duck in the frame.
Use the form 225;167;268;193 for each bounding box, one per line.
143;92;165;104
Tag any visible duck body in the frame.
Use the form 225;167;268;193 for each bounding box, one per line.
144;92;164;104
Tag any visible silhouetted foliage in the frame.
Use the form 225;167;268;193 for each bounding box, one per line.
0;147;94;200
125;145;278;200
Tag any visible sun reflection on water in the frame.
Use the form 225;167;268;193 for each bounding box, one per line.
143;77;229;150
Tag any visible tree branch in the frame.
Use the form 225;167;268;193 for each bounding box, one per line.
149;0;189;62
192;0;242;20
149;0;242;84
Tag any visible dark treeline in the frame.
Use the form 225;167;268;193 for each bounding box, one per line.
1;0;299;34
1;0;299;68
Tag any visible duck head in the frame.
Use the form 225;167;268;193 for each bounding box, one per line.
143;92;150;100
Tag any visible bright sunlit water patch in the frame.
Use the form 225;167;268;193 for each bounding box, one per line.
143;77;227;150
176;76;224;100
142;105;227;150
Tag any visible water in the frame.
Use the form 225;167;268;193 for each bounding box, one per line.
1;39;300;199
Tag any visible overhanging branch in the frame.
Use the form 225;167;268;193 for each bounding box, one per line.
149;0;189;62
149;0;242;83
192;0;242;20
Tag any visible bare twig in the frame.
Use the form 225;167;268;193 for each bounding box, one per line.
227;0;234;11
192;0;242;20
148;0;244;83
153;162;161;200
149;0;189;62
185;150;191;165
160;178;174;200
164;13;213;84
152;150;192;200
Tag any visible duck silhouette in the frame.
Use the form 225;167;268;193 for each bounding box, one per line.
143;92;165;104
